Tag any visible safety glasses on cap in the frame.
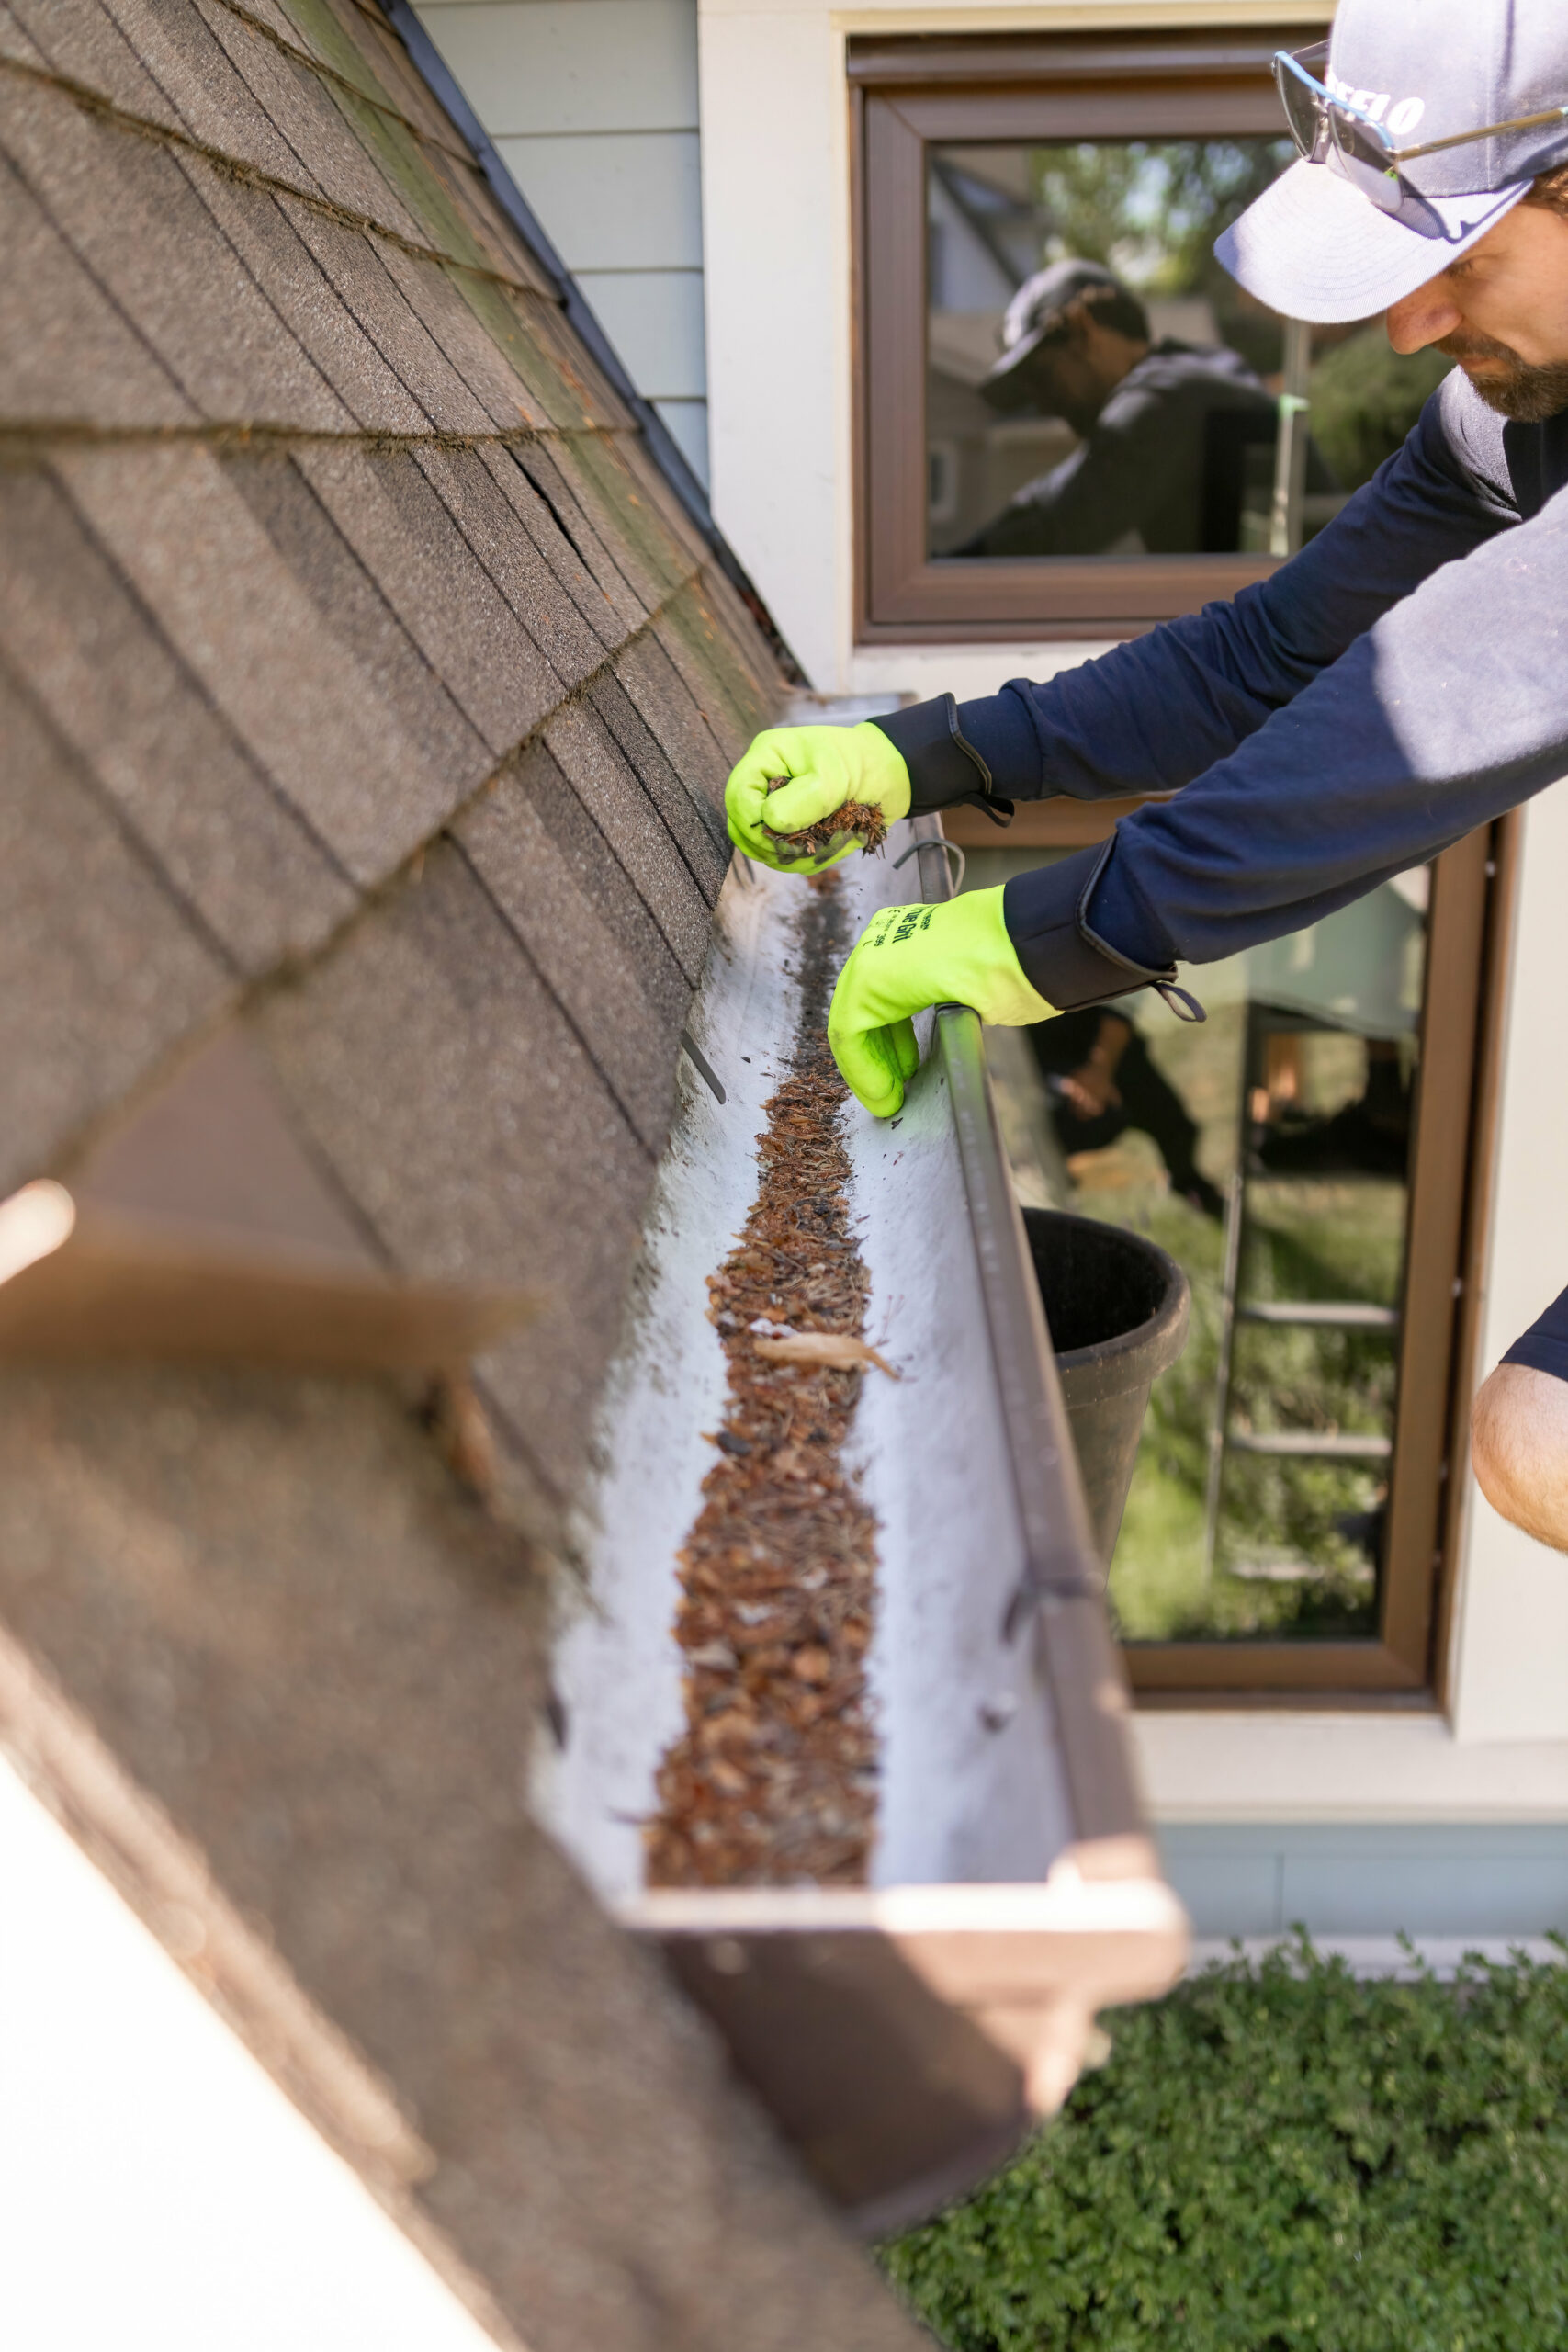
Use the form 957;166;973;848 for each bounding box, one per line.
1274;40;1568;236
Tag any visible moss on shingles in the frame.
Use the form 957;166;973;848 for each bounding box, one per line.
565;431;702;605
270;0;395;107
275;0;624;430
265;1;771;749
455;271;599;433
275;0;495;264
884;1938;1568;2352
660;575;777;751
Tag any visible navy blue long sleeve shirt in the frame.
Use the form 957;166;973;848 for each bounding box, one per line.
1505;1288;1568;1382
957;368;1568;970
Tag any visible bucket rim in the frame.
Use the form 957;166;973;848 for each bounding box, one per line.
1021;1206;1191;1387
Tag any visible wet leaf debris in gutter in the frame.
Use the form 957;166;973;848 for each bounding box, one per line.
645;874;886;1888
767;776;889;864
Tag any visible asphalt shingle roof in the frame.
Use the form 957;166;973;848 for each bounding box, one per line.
0;10;930;2345
2;0;783;1520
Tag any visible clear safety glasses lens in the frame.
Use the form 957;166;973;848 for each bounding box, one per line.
1327;109;1405;213
1273;48;1450;237
1329;109;1449;233
1273;51;1327;158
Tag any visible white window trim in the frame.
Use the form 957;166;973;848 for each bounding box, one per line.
697;0;1333;693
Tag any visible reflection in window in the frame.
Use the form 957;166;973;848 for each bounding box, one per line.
967;849;1430;1644
927;138;1449;561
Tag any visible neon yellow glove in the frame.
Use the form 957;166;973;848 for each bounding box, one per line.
829;888;1055;1118
724;723;911;875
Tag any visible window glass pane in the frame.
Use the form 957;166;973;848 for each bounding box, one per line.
966;849;1430;1643
927;138;1450;560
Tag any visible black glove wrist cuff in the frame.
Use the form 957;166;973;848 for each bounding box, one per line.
871;694;1014;828
1003;838;1205;1021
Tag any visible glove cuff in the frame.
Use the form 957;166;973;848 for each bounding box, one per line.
1003;839;1205;1021
871;695;1015;827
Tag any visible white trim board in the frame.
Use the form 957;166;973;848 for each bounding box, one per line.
848;642;1123;703
1134;1711;1568;1824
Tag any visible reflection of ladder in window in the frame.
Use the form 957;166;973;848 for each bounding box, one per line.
1201;1000;1400;1577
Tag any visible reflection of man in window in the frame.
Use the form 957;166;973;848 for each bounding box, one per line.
1029;1004;1225;1219
956;259;1287;559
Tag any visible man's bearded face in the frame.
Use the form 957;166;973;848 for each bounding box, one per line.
1438;327;1568;422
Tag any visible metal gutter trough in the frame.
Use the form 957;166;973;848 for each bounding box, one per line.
540;815;1189;2237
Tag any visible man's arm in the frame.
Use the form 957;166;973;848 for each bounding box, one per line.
1472;1288;1568;1552
959;445;1136;560
951;375;1517;810
1055;449;1567;971
1057;1012;1131;1120
956;384;1163;560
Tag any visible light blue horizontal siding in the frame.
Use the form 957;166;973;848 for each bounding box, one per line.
414;0;709;483
413;0;697;133
575;269;705;397
1161;1823;1568;1940
1165;1846;1283;1939
492;130;702;271
652;398;707;485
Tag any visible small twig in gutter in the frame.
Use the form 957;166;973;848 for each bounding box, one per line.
752;1333;899;1378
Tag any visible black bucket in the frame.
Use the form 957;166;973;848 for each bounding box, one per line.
1022;1208;1191;1566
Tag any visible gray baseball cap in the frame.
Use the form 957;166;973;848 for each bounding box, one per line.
980;261;1145;412
1217;0;1568;322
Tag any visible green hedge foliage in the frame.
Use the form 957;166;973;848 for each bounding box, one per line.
883;1939;1568;2351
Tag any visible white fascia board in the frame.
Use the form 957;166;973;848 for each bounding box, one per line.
1135;1710;1568;1826
699;3;853;687
1448;777;1568;1744
706;2;1325;24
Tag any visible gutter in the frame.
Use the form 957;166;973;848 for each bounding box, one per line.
542;818;1189;2233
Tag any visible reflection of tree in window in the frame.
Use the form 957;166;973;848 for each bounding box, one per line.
1030;140;1291;377
924;135;1448;560
1309;331;1451;492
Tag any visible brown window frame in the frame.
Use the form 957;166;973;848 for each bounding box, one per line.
851;28;1325;642
943;797;1518;1703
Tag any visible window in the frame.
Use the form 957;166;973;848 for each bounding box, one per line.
946;799;1514;1700
852;31;1450;639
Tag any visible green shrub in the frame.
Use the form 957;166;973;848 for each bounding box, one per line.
882;1939;1568;2351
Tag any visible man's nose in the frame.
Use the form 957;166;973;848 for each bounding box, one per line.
1386;276;1463;353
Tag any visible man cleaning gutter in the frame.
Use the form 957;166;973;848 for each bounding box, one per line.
724;0;1568;1550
